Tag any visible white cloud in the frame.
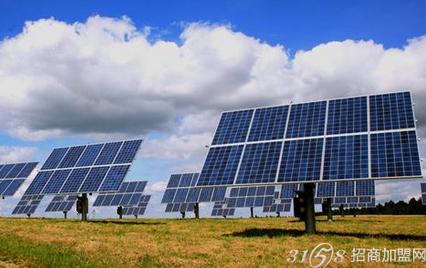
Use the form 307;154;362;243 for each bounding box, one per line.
0;146;36;163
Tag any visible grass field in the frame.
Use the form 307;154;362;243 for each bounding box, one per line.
0;215;425;267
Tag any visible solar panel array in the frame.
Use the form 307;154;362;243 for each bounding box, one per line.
93;181;147;207
23;140;142;196
122;195;151;216
45;195;78;212
224;186;275;208
0;162;38;196
211;201;235;217
162;173;227;213
197;92;422;186
421;183;426;205
12;195;44;215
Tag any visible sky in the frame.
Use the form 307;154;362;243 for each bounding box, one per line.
0;1;426;219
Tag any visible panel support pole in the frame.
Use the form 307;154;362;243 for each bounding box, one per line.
81;193;88;221
194;202;200;219
304;183;316;234
63;211;68;219
327;198;333;222
250;207;254;218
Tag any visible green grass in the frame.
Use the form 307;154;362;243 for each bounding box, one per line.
0;215;425;267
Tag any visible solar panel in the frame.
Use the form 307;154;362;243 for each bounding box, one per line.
45;195;78;212
0;162;38;196
225;186;275;208
197;91;421;186
122;195;151;216
23;139;141;196
93;181;148;207
12;195;44;215
211;201;235;217
421;183;426;205
212;110;253;145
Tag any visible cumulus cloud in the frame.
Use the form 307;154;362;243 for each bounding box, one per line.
1;16;426;144
0;146;36;163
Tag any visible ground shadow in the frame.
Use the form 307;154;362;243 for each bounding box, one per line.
226;228;426;241
88;220;165;226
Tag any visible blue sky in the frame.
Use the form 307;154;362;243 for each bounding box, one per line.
0;1;425;218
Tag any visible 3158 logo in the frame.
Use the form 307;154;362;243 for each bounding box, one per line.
287;243;346;267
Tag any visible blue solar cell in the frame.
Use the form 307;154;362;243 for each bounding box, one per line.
98;165;130;192
179;174;193;187
198;145;243;185
135;181;147;193
190;174;199;186
93;195;104;206
58;146;86;168
286;101;326;138
161;189;176;203
212;110;254;145
336;181;354;197
248;105;289;141
235;141;282;184
111;194;123;206
280;184;298;198
198;187;214;202
60;168;90;193
370;92;415;131
0;164;14;179
278;138;323;182
79;167;110;193
121;194;132;205
114;140;142;164
173;188;189;203
0;180;12;194
421;183;426;193
356;181;375;196
317;182;335;197
211;187;226;201
125;181;138;192
17;162;38;178
76;144;103;167
41;148;68;170
371;131;421;177
24;171;53;195
2;179;25;196
94;142;123;165
327;96;368;135
186;188;201;202
128;193;142;206
102;195;114;206
359;196;371;203
5;163;26;178
167;174;181;188
42;169;72;194
323;135;369;180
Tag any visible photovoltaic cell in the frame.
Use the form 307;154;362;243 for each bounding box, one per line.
336;181;354;197
41;148;68;170
327;96;368;135
94;142;123;165
285;101;326;138
78;167;109;193
248;105;289;142
12;195;44;215
60;168;90;194
98;165;130;192
371;131;421;177
58;146;85;168
114;140;142;164
24;171;53;195
235;141;282;184
356;181;375;196
94;181;148;207
5;163;26;178
323;135;369;180
0;162;37;196
370;92;415;131
198;145;243;185
42;169;71;194
212;110;253;145
278;138;323;182
76;144;103;167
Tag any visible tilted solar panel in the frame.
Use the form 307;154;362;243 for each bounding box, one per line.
23;139;142;196
421;183;426;205
12;195;44;215
0;162;38;196
197;91;421;186
45;195;78;212
122;195;151;216
93;180;148;207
